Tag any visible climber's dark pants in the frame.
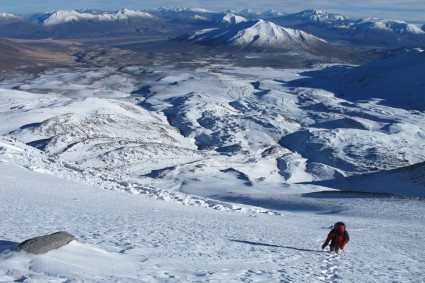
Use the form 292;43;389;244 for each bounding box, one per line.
330;238;341;253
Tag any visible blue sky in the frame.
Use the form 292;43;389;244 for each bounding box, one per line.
1;0;425;22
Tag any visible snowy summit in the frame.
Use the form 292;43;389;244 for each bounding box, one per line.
285;9;350;24
222;12;247;24
183;19;327;49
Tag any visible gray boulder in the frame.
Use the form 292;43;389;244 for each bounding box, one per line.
15;231;76;255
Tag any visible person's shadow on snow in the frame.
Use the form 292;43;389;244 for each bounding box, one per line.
230;239;322;253
0;240;18;253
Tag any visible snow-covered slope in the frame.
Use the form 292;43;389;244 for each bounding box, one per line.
1;155;424;282
0;6;424;282
0;73;199;177
41;8;154;25
181;19;327;49
1;41;425;281
1;56;424;198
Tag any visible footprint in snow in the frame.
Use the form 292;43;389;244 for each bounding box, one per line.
318;252;343;282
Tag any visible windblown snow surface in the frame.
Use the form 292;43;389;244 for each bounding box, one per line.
0;48;425;282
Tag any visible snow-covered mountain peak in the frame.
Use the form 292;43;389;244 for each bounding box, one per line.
249;19;288;37
0;12;22;22
293;9;350;23
222;12;247;24
145;7;220;22
149;7;209;13
190;7;214;13
42;10;88;25
182;19;326;49
303;9;327;16
115;8;154;18
263;10;285;17
356;17;425;34
0;12;18;18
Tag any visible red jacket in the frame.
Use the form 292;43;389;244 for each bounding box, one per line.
323;229;350;250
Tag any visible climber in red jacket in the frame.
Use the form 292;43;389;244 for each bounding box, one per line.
322;222;350;253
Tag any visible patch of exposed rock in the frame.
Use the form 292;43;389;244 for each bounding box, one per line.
15;231;76;255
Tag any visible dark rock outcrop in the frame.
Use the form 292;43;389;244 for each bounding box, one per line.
15;231;76;255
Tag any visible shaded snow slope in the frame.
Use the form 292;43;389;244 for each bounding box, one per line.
346;48;425;108
295;48;425;110
314;161;425;197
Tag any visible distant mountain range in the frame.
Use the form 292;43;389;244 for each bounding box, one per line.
275;9;424;34
0;8;424;48
39;8;154;26
270;9;425;47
